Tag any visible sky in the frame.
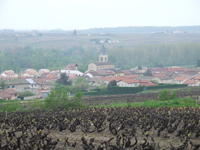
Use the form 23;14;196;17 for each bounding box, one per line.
0;0;200;30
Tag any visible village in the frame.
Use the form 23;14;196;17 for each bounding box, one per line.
0;45;200;101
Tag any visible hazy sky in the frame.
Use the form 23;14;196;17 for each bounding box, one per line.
0;0;200;30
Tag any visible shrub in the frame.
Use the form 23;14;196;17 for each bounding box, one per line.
18;91;35;100
44;90;85;109
158;89;177;101
44;89;69;109
73;91;84;108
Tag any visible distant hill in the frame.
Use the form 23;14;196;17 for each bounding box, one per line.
78;26;200;34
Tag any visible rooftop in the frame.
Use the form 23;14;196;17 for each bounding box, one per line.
93;62;115;66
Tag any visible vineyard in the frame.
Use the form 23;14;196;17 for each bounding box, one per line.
1;107;200;149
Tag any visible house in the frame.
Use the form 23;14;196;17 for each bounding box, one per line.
0;89;19;100
25;69;38;75
39;69;50;74
38;72;58;79
173;77;188;84
183;80;200;87
139;80;158;86
23;69;38;77
123;70;132;75
151;68;168;73
168;67;186;73
192;75;200;81
61;64;83;76
84;71;101;78
5;79;29;92
25;78;46;95
177;71;199;78
113;70;124;76
65;64;78;70
136;76;160;83
97;70;115;77
157;76;174;84
152;73;165;77
98;75;139;85
117;79;140;87
85;77;106;86
1;70;18;78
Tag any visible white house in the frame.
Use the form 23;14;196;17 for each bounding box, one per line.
173;77;188;84
117;79;140;87
61;64;83;76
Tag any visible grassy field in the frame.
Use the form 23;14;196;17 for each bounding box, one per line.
96;98;199;108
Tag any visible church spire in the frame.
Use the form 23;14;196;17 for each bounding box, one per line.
100;44;106;55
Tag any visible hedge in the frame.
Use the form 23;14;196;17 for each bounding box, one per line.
84;86;144;96
147;84;187;90
111;86;144;94
84;84;188;96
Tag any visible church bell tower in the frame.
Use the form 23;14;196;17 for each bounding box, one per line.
99;44;108;62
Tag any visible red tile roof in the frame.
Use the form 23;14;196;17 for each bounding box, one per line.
174;77;188;81
183;80;197;84
123;70;132;75
152;73;165;77
193;75;200;80
0;92;12;99
3;89;19;95
151;68;168;72
119;79;140;84
168;67;186;72
139;82;158;86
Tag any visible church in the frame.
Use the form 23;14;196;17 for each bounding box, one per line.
87;45;115;72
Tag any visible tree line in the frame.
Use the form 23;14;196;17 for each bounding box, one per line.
0;42;200;73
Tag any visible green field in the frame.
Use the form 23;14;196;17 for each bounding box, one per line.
96;98;199;108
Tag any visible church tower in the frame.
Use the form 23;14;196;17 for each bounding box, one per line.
99;44;108;62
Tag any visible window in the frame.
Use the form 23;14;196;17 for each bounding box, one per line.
32;85;33;87
15;94;17;96
41;85;42;87
7;86;10;88
101;57;103;62
12;85;15;88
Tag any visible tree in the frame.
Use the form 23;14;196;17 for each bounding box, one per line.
18;91;34;100
57;73;72;86
158;89;177;101
0;80;6;90
73;77;89;92
138;65;142;70
73;29;77;35
45;89;69;109
107;80;117;90
196;59;200;67
144;68;152;76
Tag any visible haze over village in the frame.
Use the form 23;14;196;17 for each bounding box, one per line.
1;1;200;149
0;0;200;100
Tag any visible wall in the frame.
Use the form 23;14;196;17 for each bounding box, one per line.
24;95;38;100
